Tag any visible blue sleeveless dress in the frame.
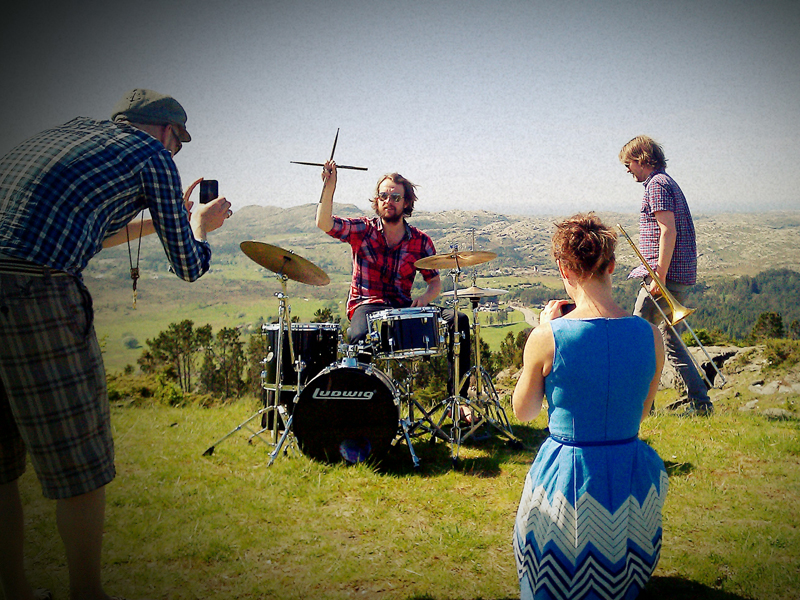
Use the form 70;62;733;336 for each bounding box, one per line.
513;317;668;600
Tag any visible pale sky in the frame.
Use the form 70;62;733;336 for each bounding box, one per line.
1;0;798;216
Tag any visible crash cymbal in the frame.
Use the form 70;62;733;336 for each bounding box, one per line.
414;250;497;270
441;286;508;299
240;241;330;286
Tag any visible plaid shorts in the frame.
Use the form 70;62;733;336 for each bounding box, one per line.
0;269;115;499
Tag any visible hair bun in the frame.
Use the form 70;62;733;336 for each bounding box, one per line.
552;213;617;277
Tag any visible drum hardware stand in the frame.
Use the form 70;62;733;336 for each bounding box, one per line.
386;358;451;469
423;245;482;462
458;294;519;445
426;246;522;463
461;232;520;447
203;270;302;462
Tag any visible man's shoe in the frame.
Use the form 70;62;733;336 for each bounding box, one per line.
34;590;53;600
681;401;714;417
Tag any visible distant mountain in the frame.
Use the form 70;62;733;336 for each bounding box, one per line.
86;205;800;282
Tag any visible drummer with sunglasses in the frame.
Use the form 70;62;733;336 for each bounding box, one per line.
316;161;471;397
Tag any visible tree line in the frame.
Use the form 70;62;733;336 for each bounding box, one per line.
122;305;530;405
118;269;799;405
508;268;800;344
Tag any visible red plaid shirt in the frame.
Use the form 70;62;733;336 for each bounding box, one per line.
327;216;439;319
629;170;697;285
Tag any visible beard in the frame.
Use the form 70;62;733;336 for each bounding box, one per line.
377;205;404;224
382;211;403;224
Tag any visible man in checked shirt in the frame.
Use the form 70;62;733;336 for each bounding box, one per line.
0;89;230;600
316;160;471;399
620;135;713;417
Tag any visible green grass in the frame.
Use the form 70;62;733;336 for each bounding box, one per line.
474;309;531;350
14;389;800;600
90;274;350;373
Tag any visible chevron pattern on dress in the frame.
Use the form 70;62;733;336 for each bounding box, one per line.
514;471;668;599
515;544;662;600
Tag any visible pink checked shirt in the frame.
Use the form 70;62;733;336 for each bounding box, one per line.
629;170;697;285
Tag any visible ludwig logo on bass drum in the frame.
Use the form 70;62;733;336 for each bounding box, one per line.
312;388;374;400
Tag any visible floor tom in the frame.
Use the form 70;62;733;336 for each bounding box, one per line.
261;322;340;407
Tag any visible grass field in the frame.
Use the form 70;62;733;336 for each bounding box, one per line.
14;385;800;600
53;268;799;599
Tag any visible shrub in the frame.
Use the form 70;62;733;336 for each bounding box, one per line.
155;373;185;406
763;339;800;373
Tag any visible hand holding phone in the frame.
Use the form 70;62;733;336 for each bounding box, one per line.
199;180;219;204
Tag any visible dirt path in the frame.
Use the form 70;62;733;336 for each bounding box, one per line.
509;303;538;328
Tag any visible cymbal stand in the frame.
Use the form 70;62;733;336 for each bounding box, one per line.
458;296;519;444
202;271;302;464
386;357;451;469
456;229;519;446
423;245;477;462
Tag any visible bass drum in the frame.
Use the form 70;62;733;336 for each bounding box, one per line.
292;362;400;464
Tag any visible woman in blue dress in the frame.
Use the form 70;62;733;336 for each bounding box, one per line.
513;213;668;600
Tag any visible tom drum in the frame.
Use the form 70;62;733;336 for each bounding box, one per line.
366;307;444;359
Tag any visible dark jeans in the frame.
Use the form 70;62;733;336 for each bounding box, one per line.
348;304;471;397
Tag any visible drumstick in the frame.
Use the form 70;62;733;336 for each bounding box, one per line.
294;129;369;173
329;127;339;161
290;161;368;171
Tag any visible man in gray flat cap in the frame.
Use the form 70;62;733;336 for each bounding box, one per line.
0;89;231;600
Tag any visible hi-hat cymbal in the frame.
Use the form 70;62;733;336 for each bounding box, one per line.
240;241;330;286
441;286;508;299
414;250;497;270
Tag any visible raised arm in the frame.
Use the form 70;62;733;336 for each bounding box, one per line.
102;177;217;249
316;160;336;233
102;218;157;248
512;301;562;422
512;323;554;422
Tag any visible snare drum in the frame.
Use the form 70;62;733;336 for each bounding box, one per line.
366;307;444;359
292;361;400;463
261;322;340;407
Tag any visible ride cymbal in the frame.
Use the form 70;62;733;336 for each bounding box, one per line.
414;250;497;270
240;241;330;286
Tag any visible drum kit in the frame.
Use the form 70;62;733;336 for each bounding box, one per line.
203;238;520;468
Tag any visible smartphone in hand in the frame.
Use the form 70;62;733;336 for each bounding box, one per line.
561;302;576;315
199;180;218;204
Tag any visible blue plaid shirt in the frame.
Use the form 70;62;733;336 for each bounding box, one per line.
0;117;210;280
628;169;697;285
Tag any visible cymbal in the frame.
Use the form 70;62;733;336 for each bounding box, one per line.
441;286;508;299
414;250;497;270
240;241;330;286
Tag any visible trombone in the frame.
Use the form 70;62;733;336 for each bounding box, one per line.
617;224;726;389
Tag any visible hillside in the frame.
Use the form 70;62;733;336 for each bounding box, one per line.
84;207;800;372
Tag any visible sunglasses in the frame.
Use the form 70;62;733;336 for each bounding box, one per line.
168;125;182;156
377;192;403;203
